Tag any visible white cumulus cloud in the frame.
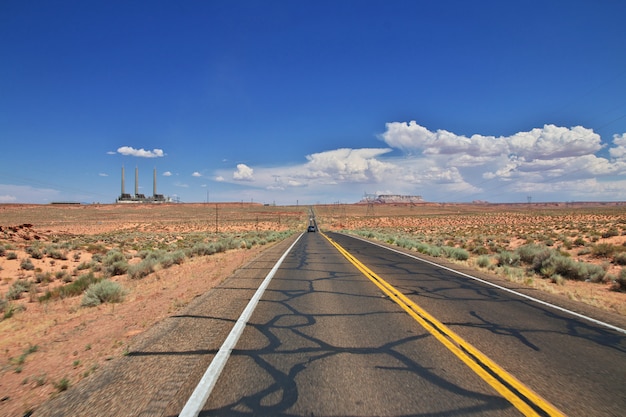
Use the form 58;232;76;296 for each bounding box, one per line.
233;164;254;181
192;172;202;177
211;122;626;204
163;171;172;177
117;146;165;158
609;133;626;160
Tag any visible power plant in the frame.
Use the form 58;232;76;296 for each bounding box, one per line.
116;167;171;203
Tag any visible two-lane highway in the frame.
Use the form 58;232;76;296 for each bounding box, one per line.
193;231;625;416
200;231;516;416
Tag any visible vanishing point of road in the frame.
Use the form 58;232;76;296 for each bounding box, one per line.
35;231;626;417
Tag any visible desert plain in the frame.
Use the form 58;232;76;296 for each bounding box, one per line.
1;202;625;416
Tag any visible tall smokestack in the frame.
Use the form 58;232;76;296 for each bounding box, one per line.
135;167;139;197
121;166;125;195
153;168;157;197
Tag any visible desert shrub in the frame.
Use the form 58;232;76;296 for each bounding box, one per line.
0;245;5;256
86;243;108;254
26;246;44;259
160;250;186;269
577;247;592;256
137;249;164;261
561;238;573;250
128;258;157;279
103;250;126;265
1;298;9;319
602;228;619;239
415;242;431;254
54;377;70;392
103;250;129;276
585;263;607;283
45;246;68;260
57;272;100;299
20;258;35;270
472;246;490;255
592;243;615;258
7;279;31;300
35;272;53;284
612;269;626;292
106;261;129;276
496;251;520;267
188;243;216;257
477;255;491;268
573;237;586;247
76;261;91;271
56;271;73;283
7;251;18;260
444;247;469;261
614;252;626;266
427;246;441;257
535;252;605;282
81;280;127;307
516;244;551;267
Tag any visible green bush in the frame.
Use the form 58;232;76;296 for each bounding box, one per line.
0;245;5;256
472;246;490;255
20;258;35;270
45;247;68;260
443;246;469;261
26;246;44;259
160;250;186;268
128;258;157;279
106;261;129;277
614;252;626;266
427;246;441;257
7;279;31;300
516;244;548;265
497;251;520;267
477;255;491;268
534;252;605;282
188;243;217;257
81;280;126;307
592;243;615;258
602;228;619;239
7;252;18;260
57;273;100;299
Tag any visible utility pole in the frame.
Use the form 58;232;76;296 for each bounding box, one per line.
215;204;218;234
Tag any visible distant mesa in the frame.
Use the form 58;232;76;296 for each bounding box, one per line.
116;167;172;203
359;194;424;204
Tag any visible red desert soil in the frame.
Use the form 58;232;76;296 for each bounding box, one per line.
0;203;304;417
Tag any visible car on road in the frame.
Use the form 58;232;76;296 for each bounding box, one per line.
307;225;316;232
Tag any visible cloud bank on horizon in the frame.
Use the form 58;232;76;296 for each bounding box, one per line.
215;122;626;203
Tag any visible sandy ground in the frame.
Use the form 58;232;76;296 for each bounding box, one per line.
0;203;304;417
0;242;267;417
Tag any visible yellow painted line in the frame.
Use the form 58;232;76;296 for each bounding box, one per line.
322;232;566;417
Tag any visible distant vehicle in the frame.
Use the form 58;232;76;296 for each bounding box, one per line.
307;225;316;232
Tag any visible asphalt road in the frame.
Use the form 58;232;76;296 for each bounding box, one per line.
35;231;626;417
198;231;626;416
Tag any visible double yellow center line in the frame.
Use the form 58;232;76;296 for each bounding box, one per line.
322;233;565;417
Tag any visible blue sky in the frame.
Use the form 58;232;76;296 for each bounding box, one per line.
2;1;626;204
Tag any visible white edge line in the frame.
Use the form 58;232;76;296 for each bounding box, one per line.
179;233;304;417
343;233;626;336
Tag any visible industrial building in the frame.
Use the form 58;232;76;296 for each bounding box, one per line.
116;167;171;203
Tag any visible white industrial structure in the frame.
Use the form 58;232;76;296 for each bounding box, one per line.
116;167;171;203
